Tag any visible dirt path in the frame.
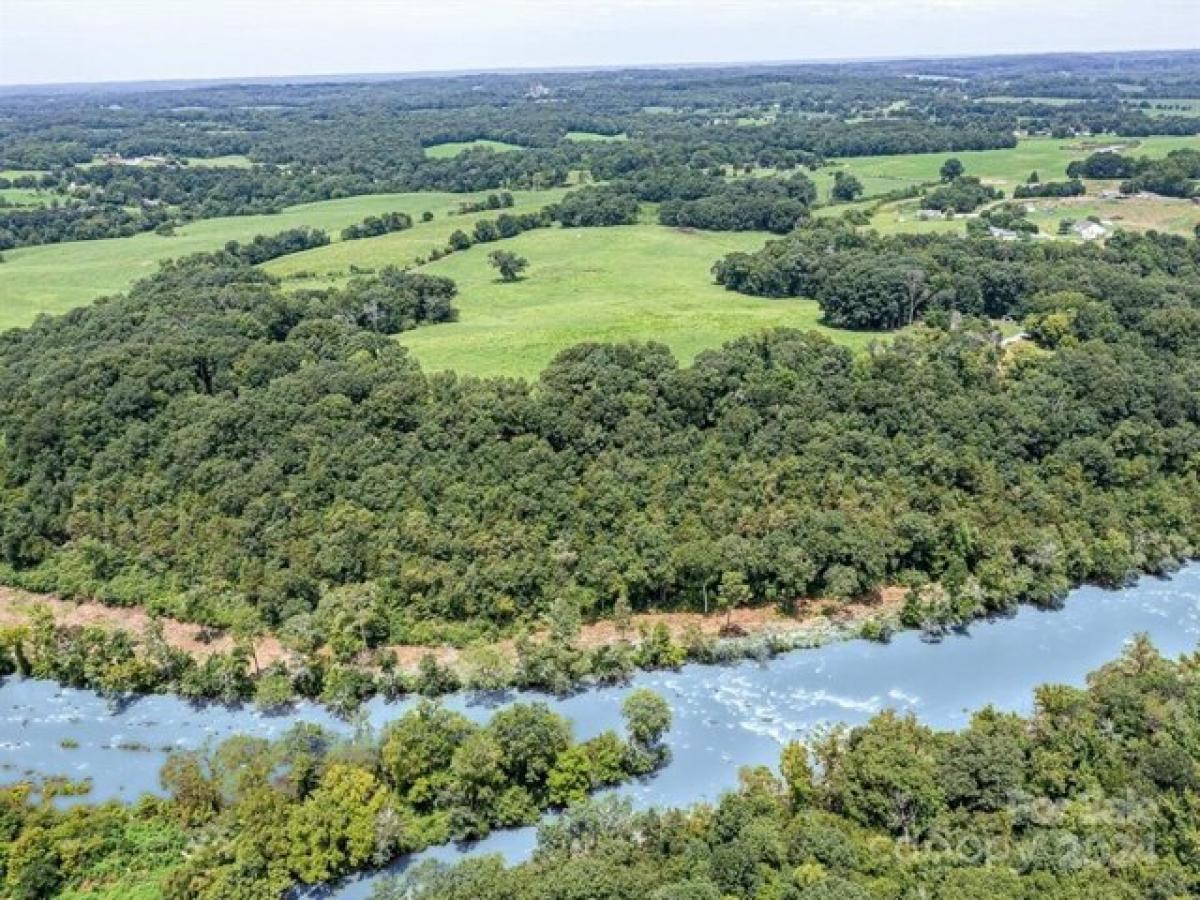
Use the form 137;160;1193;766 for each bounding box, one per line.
0;584;903;673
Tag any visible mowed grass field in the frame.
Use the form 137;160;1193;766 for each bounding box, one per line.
262;188;569;285
0;169;51;206
184;154;254;168
0;188;48;206
423;139;523;158
397;222;884;379
0;189;565;329
825;134;1200;195
869;193;1200;239
1138;99;1200;118
565;131;628;142
1023;193;1200;236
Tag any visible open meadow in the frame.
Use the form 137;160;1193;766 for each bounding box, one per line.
825;134;1199;194
0;188;565;329
423;139;523;158
397;221;883;378
3;136;1196;348
564;131;628;142
261;187;569;285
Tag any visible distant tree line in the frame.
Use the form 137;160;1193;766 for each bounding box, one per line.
0;200;170;249
456;191;515;214
967;202;1039;237
340;211;414;241
713;218;1199;330
1066;147;1200;198
553;184;640;227
659;173;817;233
221;226;330;265
1013;178;1085;198
921;175;1001;213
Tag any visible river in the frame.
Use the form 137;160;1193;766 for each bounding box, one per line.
3;564;1199;898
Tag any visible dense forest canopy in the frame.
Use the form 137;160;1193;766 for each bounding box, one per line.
0;223;1196;654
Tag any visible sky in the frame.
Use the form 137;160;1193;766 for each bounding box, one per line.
1;0;1197;86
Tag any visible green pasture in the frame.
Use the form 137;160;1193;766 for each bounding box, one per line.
184;154;254;168
829;134;1199;191
397;221;884;379
0;169;48;181
565;131;628;142
1133;99;1200;118
0;188;48;206
869;190;1200;239
0;189;563;330
1022;194;1200;237
423;139;523;158
261;188;570;284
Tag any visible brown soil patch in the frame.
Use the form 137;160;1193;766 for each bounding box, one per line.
0;585;289;667
0;584;904;675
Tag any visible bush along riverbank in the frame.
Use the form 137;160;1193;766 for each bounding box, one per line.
4;563;1197;713
0;589;898;714
0;688;672;899
381;636;1200;900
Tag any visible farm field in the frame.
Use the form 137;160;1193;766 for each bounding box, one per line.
747;135;1197;204
0;188;564;329
0;187;47;206
565;130;628;141
826;134;1200;193
1022;193;1200;236
184;154;254;167
869;186;1200;239
1136;98;1200;117
397;221;885;379
423;139;523;158
262;187;569;283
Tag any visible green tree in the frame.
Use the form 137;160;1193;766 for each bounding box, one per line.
286;764;389;882
940;157;964;181
487;702;571;793
488;249;529;282
831;171;864;202
622;687;672;762
818;711;943;839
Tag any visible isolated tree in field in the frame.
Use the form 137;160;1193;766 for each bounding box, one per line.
940;157;964;181
831;171;864;202
489;249;528;282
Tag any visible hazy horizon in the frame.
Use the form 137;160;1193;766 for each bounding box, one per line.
2;0;1197;88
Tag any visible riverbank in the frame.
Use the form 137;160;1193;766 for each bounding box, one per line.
0;583;905;700
2;564;1196;899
